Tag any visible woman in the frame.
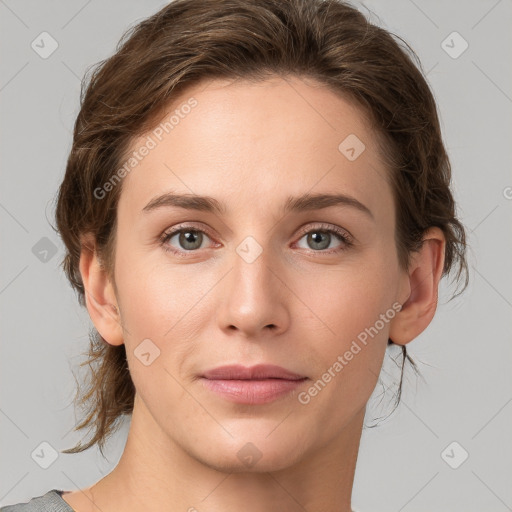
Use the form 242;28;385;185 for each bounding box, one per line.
1;0;468;510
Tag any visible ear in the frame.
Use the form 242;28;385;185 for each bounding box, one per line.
389;227;446;345
79;233;124;346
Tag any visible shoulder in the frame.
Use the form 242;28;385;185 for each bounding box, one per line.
0;490;74;512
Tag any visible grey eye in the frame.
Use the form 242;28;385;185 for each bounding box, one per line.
168;229;207;251
296;230;342;251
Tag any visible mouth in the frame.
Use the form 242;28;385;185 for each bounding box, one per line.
200;364;308;404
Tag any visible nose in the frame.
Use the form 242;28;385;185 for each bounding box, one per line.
215;242;290;339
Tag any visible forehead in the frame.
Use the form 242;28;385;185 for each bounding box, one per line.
117;75;392;220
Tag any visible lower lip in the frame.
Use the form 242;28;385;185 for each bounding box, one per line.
200;377;308;404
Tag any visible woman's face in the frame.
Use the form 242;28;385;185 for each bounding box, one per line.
109;75;409;470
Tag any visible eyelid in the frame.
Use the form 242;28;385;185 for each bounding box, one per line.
161;221;216;239
294;222;353;244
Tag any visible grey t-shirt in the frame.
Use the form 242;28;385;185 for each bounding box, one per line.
0;490;362;511
0;490;74;512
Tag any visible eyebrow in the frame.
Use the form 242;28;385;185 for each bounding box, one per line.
142;191;374;220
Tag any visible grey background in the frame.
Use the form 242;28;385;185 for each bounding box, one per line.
1;1;511;511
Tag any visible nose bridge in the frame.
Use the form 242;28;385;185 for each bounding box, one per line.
216;234;290;337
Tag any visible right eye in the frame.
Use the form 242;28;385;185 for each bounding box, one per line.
160;224;218;256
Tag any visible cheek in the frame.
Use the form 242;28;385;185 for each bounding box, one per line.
295;251;398;394
300;257;397;341
114;253;221;391
295;267;394;428
116;250;207;330
115;257;208;407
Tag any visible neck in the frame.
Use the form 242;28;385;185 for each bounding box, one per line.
83;394;364;512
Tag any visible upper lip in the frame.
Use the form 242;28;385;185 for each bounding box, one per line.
201;364;306;380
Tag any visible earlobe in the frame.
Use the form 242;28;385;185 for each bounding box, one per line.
79;233;124;346
389;227;446;346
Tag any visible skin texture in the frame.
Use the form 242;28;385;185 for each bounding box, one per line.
62;75;445;512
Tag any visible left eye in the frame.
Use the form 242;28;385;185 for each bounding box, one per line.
295;229;349;252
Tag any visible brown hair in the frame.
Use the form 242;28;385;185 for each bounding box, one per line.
55;0;468;456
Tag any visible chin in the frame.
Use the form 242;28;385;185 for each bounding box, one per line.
190;430;310;473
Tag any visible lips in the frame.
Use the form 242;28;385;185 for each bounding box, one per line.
201;364;306;381
199;364;308;405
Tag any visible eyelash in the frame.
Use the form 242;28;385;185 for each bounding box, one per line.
159;222;354;257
